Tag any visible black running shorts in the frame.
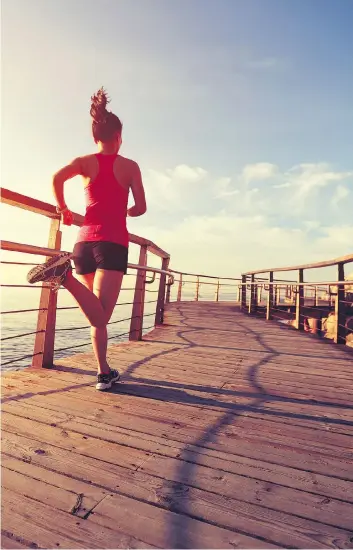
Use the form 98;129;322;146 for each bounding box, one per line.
72;241;128;275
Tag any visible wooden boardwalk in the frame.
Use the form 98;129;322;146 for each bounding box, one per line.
2;302;353;549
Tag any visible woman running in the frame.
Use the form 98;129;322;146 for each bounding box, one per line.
27;88;147;391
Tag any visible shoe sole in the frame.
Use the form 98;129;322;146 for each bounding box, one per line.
96;373;120;391
27;254;72;284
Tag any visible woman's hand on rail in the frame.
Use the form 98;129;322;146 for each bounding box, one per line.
61;209;73;226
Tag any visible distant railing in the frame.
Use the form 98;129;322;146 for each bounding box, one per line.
240;254;353;347
167;269;241;304
1;188;172;369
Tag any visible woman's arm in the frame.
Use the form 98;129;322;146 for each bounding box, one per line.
128;162;147;217
52;158;82;210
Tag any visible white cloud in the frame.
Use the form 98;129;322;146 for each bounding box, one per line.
144;165;238;212
286;163;353;196
167;165;207;181
143;161;353;222
273;182;291;189
135;160;353;277
3;160;352;282
241;162;278;183
137;213;353;278
331;184;350;207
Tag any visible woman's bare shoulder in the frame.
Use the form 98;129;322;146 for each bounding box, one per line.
78;153;97;162
118;155;139;169
118;157;141;183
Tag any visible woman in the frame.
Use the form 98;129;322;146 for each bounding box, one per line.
27;88;147;391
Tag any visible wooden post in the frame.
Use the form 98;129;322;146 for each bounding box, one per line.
177;274;183;302
241;275;247;310
295;269;304;331
276;285;281;306
155;257;170;326
237;285;241;303
266;272;274;321
129;245;147;341
215;279;220;302
314;285;319;307
32;218;62;368
258;285;263;304
248;275;257;314
273;284;277;307
165;277;172;304
195;277;200;301
334;263;345;344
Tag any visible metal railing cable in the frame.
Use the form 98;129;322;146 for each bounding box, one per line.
1;330;45;342
2;308;48;315
1;351;43;367
2;258;163;367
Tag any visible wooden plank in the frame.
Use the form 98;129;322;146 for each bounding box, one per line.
5;366;353;444
1;534;29;549
3;370;353;451
3;301;353;549
140;454;353;530
8;359;352;421
4;379;353;457
89;493;278;549
2;413;152;471
2;489;153;549
4;398;353;501
2;385;352;467
3;353;353;421
4;432;352;549
5;414;352;528
2;466;99;519
3;366;353;435
2;456;107;517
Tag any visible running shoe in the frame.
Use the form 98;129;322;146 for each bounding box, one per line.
27;252;72;291
96;369;121;391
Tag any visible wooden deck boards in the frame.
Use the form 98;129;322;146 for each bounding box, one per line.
2;301;353;549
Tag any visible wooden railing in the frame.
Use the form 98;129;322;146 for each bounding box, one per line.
2;186;352;370
240;254;353;346
1;188;172;369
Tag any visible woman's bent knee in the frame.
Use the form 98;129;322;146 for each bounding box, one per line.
90;317;107;329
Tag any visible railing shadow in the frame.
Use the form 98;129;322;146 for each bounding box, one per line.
111;303;352;548
2;302;352;548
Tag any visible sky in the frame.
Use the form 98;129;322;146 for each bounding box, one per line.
1;0;353;280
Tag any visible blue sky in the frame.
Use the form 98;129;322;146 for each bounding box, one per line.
2;0;353;277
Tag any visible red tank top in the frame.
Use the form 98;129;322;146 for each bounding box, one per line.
76;154;129;247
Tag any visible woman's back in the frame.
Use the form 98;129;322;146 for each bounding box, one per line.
80;153;136;192
76;153;136;247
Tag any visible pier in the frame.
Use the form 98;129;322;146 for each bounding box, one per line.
1;189;353;549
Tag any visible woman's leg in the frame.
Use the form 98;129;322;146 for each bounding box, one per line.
90;269;124;374
64;270;122;374
62;270;107;328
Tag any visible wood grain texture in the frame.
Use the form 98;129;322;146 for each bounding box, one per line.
2;302;353;549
